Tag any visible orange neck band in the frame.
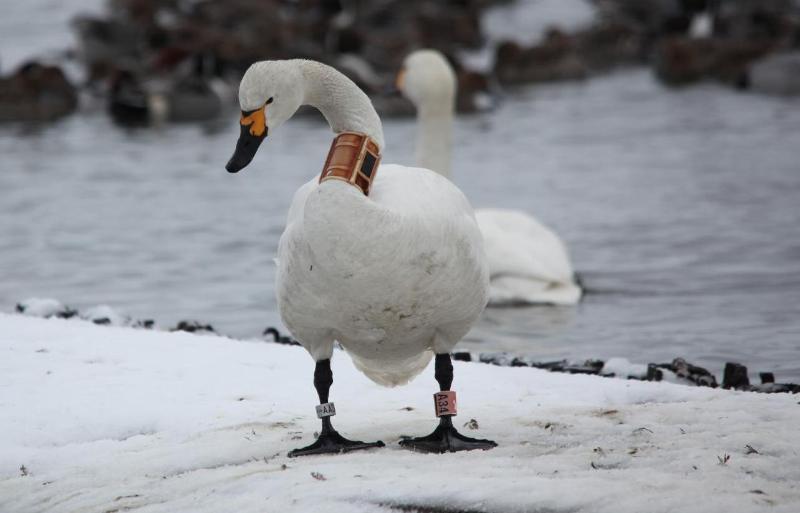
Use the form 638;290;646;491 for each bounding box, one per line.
319;132;381;196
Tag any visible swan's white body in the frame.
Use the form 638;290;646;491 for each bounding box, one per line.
476;209;581;305
237;60;488;387
399;50;582;306
277;167;487;386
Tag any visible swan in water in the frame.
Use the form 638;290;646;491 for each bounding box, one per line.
397;49;582;306
225;59;496;455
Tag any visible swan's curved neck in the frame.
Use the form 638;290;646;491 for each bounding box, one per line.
415;101;453;178
299;61;385;151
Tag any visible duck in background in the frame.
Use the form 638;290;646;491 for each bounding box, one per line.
108;69;161;126
0;61;78;123
71;14;144;85
106;46;233;128
397;49;583;306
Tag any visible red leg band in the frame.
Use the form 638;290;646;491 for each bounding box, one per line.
433;391;457;417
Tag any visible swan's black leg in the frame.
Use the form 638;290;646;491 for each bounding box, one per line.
399;353;497;453
287;358;384;457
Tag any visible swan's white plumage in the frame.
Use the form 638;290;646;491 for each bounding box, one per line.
475;206;581;305
239;60;488;387
277;167;488;386
475;208;581;305
399;50;582;306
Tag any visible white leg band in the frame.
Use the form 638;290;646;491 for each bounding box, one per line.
316;402;336;418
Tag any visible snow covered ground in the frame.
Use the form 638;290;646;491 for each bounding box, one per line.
1;313;799;513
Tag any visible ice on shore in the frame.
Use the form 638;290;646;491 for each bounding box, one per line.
602;357;649;379
15;298;75;319
1;313;799;513
79;304;132;327
17;298;151;329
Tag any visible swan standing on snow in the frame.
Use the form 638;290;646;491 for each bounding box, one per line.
225;59;496;455
397;50;583;306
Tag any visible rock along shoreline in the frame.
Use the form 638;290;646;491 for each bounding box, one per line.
14;297;800;396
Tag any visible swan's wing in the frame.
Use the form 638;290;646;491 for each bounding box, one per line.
275;176;317;294
278;164;489;376
476;208;575;285
300;164;486;288
273;176;317;267
370;164;476;219
285;176;319;228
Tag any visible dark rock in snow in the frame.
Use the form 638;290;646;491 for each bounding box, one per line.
172;320;215;333
133;319;155;329
531;359;605;375
479;354;606;375
670;357;718;387
263;327;301;346
452;352;471;362
478;352;515;367
644;358;717;387
647;363;664;382
723;362;751;390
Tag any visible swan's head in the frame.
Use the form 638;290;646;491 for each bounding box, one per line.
226;61;305;173
396;49;456;109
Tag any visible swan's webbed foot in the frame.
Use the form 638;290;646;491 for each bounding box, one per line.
399;416;497;453
288;419;384;457
400;353;497;453
289;358;384;457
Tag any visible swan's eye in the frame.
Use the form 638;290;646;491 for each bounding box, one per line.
266;97;274;105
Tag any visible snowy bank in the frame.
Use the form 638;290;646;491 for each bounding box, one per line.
1;313;799;513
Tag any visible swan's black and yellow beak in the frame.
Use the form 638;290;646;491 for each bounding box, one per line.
225;106;267;173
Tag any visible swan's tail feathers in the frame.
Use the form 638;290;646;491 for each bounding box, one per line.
349;350;434;387
487;276;583;306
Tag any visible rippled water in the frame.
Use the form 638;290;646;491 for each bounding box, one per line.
2;69;799;380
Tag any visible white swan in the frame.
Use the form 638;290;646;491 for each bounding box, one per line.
397;49;582;306
225;59;496;455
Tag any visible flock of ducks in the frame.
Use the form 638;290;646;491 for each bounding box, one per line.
223;50;581;456
107;54;231;126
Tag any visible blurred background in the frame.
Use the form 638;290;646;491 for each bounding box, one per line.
1;0;799;379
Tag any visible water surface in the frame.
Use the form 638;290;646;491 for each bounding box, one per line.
2;69;799;380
